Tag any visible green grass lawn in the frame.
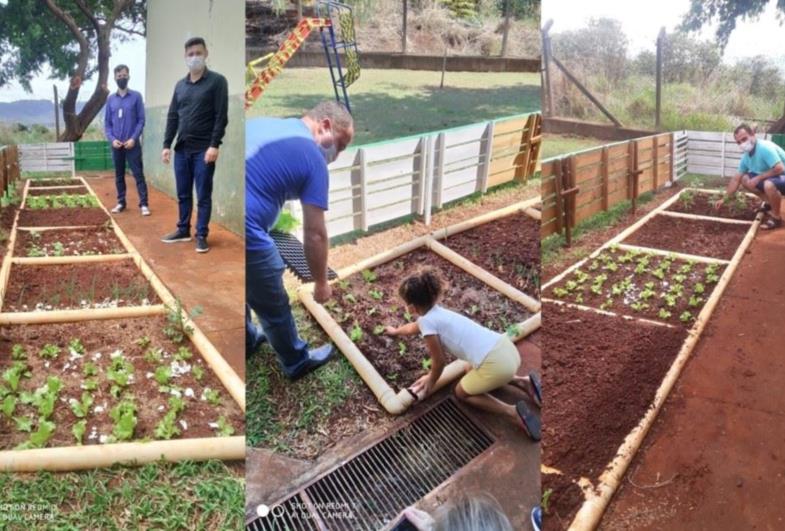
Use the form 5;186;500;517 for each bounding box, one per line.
0;460;243;529
541;133;607;160
249;68;540;145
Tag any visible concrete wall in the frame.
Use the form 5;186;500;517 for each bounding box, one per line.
145;0;244;235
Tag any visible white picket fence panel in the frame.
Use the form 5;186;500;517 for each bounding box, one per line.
19;142;75;176
684;130;776;178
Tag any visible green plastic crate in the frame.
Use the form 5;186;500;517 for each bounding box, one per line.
771;134;785;150
75;141;113;171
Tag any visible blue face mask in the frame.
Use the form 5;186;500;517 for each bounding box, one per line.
319;134;338;164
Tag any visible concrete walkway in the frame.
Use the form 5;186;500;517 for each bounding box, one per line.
86;174;245;378
601;217;785;529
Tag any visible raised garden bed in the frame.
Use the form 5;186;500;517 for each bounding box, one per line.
24;194;100;209
28;178;83;187
542;303;687;529
665;189;757;220
16;227;126;257
623;214;748;260
27;186;90;197
543;246;726;328
441;211;540;298
4;261;158;312
0;316;243;450
17;208;110;227
329;248;531;389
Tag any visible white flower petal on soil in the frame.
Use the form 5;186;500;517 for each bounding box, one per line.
63;362;71;371
99;434;108;444
110;349;123;359
170;360;191;377
184;388;195;398
44;361;50;369
94;405;105;413
93;352;102;360
157;405;165;411
146;372;154;379
179;420;188;431
208;422;219;429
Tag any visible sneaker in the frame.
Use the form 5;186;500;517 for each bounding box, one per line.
288;344;334;381
140;206;151;216
195;236;209;253
111;204;126;213
161;230;191;243
531;506;542;531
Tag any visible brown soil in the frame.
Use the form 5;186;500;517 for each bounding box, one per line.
442;211;540;298
544;472;585;531
665;191;757;221
15;227;126;257
0;202;18;259
27;186;90;196
544;247;725;328
624;215;748;260
330;248;531;390
541;303;687;529
4;261;159;312
0;316;244;450
29;178;83;187
18;208;109;227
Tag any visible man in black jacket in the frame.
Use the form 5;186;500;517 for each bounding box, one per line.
161;37;228;253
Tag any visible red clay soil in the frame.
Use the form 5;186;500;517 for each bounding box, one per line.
442;211;540;298
623;214;748;260
330;248;531;390
0;203;17;259
15;227;126;257
4;261;159;312
599;226;785;530
544;248;726;328
17;208;110;227
0;316;244;449
665;191;757;221
29;178;83;187
542;303;687;529
27;186;90;196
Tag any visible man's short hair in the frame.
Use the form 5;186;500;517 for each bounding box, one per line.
304;101;353;133
184;37;207;50
734;123;754;137
114;64;129;75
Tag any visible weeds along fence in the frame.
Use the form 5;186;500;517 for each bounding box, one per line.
541;131;688;243
0;145;21;198
286;113;541;240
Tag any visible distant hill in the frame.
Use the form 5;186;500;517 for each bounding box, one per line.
0;99;92;127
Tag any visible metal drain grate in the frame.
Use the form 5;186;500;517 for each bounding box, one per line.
247;398;495;531
270;230;338;282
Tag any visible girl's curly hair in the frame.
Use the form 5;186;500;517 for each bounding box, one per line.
398;267;446;311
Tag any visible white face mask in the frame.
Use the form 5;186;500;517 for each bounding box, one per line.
186;55;205;72
319;131;338;164
740;140;754;153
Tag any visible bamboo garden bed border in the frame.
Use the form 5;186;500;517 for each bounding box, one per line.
298;202;543;415
0;177;246;472
540;187;762;530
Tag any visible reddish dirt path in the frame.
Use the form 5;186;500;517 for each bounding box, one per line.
246;335;541;529
86;174;245;378
600;217;785;529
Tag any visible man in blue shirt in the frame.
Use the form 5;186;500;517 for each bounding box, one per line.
716;124;785;229
104;64;150;216
246;101;354;380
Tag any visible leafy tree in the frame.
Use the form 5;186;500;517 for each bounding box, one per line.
0;0;146;142
552;18;629;83
681;0;783;50
633;32;721;84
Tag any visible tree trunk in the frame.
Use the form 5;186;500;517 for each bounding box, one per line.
402;0;407;54
500;0;510;57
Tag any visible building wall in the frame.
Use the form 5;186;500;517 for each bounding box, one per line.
144;0;244;235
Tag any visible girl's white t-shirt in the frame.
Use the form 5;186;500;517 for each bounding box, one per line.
417;305;501;367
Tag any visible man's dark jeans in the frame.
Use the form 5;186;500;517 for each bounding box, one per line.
112;144;149;207
174;149;215;238
246;246;311;377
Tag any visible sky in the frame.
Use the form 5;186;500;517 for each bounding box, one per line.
541;0;785;63
0;35;146;102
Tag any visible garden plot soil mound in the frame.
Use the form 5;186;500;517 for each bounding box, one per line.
542;303;686;529
330;248;530;390
543;472;585;531
28;179;83;187
15;227;126;257
4;261;159;312
666;191;757;221
544;247;726;328
0;316;244;450
27;186;89;196
442;211;540;298
17;208;109;227
623;215;747;260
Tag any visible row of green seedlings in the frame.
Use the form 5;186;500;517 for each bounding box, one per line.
551;246;721;323
325;268;524;375
678;190;748;213
15;275;152;312
25;194;100;209
24;227;123;258
0;305;234;449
